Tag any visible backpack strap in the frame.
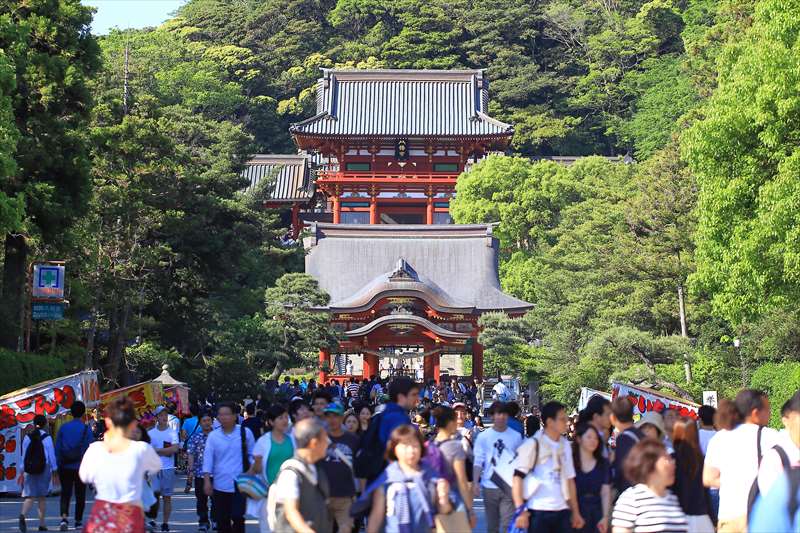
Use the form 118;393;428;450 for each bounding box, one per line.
756;426;764;466
240;425;250;472
774;445;791;471
788;467;800;528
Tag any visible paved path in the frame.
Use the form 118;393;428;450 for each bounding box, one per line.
1;473;489;532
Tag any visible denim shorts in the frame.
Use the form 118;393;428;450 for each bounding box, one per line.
151;468;176;496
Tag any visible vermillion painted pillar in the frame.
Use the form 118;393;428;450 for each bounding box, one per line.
432;351;441;383
472;340;484;382
424;352;434;383
426;193;435;224
332;195;341;224
370;194;378;224
319;348;330;383
362;352;373;378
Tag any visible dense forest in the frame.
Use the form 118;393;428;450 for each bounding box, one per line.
1;0;799;412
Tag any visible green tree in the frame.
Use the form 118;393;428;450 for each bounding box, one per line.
682;0;800;326
0;0;100;349
263;273;338;378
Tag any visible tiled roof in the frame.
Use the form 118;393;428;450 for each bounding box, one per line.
304;224;533;312
242;154;314;203
290;69;513;138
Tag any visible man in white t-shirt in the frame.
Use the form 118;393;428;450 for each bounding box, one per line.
492;380;511;402
472;401;523;533
512;401;584;532
704;389;778;533
147;406;180;532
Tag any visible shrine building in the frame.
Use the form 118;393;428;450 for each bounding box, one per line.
247;68;533;382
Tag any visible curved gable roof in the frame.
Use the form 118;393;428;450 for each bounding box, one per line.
305;224;532;313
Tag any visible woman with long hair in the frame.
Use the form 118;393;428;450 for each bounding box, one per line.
429;406;475;528
571;423;611;533
358;404;373;433
361;425;453;533
671;419;714;532
79;397;162;533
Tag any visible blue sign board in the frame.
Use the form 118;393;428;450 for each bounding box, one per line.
32;264;65;299
32;302;65;320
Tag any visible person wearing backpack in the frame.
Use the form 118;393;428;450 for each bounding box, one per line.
749;390;800;532
428;405;475;529
704;389;778;533
55;400;94;531
269;418;332;533
202;402;256;533
511;401;584;533
18;414;58;533
610;396;644;496
355;424;452;533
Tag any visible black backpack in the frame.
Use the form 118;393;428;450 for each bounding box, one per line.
353;412;385;482
24;430;48;475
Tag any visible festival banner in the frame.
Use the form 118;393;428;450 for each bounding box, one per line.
164;386;190;416
0;371;100;494
611;382;699;420
99;381;164;428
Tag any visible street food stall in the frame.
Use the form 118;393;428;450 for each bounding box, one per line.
153;365;190;416
0;371;100;494
611;381;700;420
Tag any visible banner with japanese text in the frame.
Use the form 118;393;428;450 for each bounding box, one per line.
0;371;100;494
99;381;164;428
611;382;700;421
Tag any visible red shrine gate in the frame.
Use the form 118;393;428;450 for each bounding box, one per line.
247;69;533;382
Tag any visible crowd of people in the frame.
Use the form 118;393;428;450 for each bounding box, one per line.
13;374;800;533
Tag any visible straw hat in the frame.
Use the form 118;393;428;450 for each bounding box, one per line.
635;411;666;436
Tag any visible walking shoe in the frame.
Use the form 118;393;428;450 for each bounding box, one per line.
74;522;82;530
147;520;157;532
18;514;27;533
161;523;170;532
59;519;68;532
38;528;48;532
198;524;209;532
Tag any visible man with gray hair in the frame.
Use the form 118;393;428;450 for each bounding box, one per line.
271;418;333;533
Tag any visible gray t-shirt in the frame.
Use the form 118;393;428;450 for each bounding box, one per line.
437;437;466;481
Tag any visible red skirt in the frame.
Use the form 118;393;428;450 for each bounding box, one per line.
83;500;144;533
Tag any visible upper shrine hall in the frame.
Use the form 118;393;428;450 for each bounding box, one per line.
246;68;532;382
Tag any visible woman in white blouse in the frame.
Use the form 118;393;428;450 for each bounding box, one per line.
79;396;161;533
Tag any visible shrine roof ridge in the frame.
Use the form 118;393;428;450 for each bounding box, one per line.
290;68;513;139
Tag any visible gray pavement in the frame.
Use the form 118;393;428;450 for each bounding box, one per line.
1;473;489;532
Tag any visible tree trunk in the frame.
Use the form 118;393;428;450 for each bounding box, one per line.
85;301;98;370
677;284;688;337
105;301;132;387
268;360;283;380
1;234;27;350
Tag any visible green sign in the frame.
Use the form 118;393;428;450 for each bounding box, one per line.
32;302;65;320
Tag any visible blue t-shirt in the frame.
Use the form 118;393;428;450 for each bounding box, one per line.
750;471;800;532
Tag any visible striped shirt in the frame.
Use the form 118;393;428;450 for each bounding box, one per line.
611;484;688;532
347;382;360;397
